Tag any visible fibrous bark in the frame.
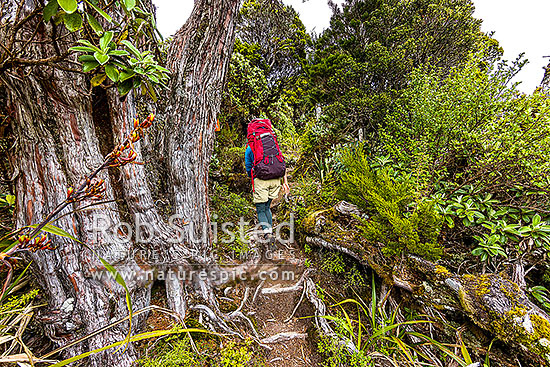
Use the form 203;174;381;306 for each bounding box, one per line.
1;0;241;365
162;0;241;315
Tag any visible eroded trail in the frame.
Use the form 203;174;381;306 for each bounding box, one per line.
231;240;321;366
208;208;321;365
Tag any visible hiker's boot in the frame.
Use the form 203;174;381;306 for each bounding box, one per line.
267;233;277;252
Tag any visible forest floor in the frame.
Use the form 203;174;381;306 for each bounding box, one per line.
142;202;325;366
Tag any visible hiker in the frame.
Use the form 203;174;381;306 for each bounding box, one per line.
245;118;290;243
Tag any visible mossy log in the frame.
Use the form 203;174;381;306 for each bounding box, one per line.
302;201;550;365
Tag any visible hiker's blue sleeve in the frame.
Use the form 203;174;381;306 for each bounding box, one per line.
245;146;254;177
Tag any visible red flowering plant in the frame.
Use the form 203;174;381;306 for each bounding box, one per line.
0;113;155;301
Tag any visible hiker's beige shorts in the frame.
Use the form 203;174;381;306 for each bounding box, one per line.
253;178;282;203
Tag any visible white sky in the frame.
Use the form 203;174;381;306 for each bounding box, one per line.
154;0;549;94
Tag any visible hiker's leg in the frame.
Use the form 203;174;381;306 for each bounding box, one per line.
255;201;270;230
253;178;270;231
265;178;281;230
265;198;273;228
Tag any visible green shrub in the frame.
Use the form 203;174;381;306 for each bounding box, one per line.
317;336;372;367
219;339;253;367
211;184;252;224
382;52;550;195
212;145;247;178
432;183;550;264
137;337;201;367
338;146;443;260
322;252;346;274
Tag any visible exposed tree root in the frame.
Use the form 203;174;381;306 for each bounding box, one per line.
261;332;307;344
261;269;312;295
285;284;307;323
304;277;359;354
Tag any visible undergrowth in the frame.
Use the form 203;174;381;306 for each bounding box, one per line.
338;145;444;260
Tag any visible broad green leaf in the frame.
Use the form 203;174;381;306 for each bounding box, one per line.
108;50;129;56
100;31;114;52
64;12;83;32
78;54;96;62
121;40;142;59
123;0;136;11
144;80;157;102
69;46;98;53
43;0;59;22
110;60;127;69
503;224;519;232
58;0;77;14
518;226;531;234
154;65;170;73
471;248;484;256
532;214;542;226
105;65;119;82
119;70;135;81
91;73;107;86
93;51;109;65
117;79;133;95
77;39;101;52
86;13;103;36
147;74;159;84
82;61;100;72
83;0;113;22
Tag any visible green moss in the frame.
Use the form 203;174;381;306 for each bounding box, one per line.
490;308;550;362
220;339;254;367
138;331;262;367
301;209;334;234
434;265;450;279
458;274;550;362
532;314;550;340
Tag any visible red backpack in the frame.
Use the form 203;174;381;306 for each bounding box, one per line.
247;118;286;182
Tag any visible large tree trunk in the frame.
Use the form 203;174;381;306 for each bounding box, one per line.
162;0;241;315
1;0;240;365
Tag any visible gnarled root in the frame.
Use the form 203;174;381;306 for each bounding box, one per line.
304;277;359;354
